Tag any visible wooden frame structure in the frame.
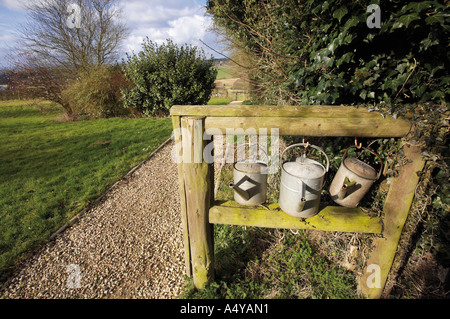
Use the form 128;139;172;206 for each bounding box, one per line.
171;105;424;299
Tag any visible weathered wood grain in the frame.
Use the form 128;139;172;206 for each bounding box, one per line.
209;201;383;234
205;116;411;137
359;144;425;299
171;116;191;277
181;117;214;289
171;105;412;137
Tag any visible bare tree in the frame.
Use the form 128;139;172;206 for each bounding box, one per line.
9;0;128;114
19;0;128;73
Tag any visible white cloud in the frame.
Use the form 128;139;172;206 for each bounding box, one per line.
0;0;222;64
124;1;201;27
0;34;15;42
121;0;215;56
0;22;19;49
0;0;24;11
167;14;210;43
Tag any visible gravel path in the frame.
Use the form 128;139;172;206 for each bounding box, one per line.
0;140;187;299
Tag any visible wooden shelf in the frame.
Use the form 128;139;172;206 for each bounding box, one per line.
209;201;383;234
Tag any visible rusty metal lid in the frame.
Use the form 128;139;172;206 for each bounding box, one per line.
283;158;325;179
344;157;377;179
235;161;267;173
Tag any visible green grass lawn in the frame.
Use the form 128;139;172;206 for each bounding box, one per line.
215;67;234;79
207;97;233;105
0;100;172;279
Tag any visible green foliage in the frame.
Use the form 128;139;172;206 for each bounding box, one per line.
207;0;449;108
122;38;217;115
62;66;130;119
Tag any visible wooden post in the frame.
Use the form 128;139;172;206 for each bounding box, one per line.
171;116;191;277
359;144;425;298
170;104;419;296
181;116;214;289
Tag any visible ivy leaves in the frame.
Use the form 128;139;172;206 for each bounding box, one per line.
207;0;448;108
392;13;420;29
333;6;348;23
298;0;449;107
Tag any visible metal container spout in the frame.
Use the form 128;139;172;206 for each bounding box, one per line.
338;184;348;200
278;143;329;218
297;197;307;212
229;181;251;201
329;146;383;208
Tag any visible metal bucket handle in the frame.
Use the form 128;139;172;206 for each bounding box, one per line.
234;142;270;165
342;145;383;180
280;143;329;213
281;143;330;172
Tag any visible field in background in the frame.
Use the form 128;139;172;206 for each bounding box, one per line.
213;65;251;103
215;66;235;79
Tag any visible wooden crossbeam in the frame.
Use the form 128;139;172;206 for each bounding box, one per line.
171;104;422;296
209;201;383;234
171;105;412;137
171;104;402;118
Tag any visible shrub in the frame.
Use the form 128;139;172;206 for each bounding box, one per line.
121;38;217;115
62;66;131;119
207;0;449;108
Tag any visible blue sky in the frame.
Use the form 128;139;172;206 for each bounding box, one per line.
0;0;224;68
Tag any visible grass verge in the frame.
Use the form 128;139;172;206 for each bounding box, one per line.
0;100;172;280
208;97;234;105
181;226;358;299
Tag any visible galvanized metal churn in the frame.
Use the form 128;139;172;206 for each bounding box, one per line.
229;143;269;206
329;144;383;208
278;143;330;218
